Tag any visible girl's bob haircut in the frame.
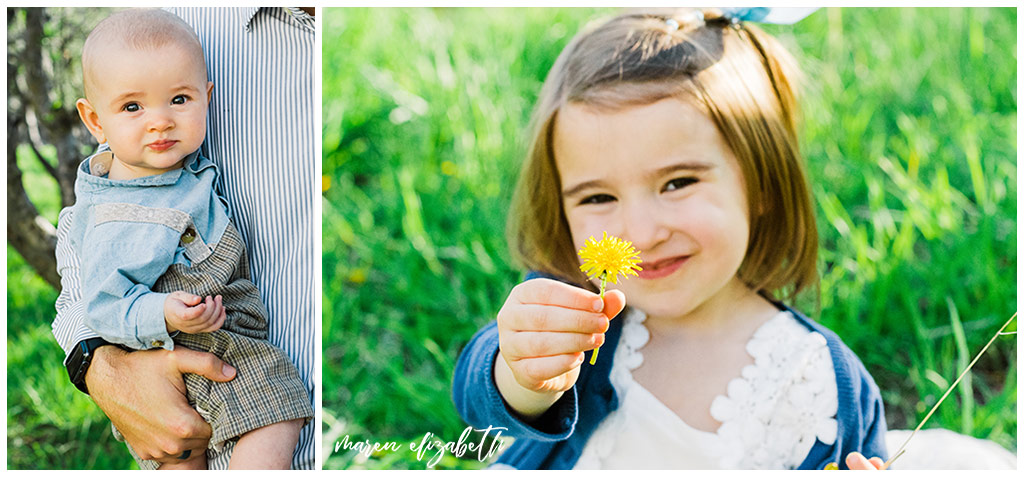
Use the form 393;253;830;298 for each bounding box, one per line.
507;8;818;300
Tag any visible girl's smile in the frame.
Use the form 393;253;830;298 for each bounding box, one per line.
637;255;689;280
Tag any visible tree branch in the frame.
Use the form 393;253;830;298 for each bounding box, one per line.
27;134;61;181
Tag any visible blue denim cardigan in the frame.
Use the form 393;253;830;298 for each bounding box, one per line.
452;276;889;469
67;150;231;351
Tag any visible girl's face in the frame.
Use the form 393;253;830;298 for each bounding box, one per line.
554;97;752;322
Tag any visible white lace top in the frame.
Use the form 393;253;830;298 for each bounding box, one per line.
573;307;839;469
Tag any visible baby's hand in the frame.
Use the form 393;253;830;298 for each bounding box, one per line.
497;278;626;395
164;291;226;334
844;452;886;470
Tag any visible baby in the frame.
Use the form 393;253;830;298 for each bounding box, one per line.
68;9;312;470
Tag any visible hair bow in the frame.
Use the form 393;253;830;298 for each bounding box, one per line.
719;7;819;25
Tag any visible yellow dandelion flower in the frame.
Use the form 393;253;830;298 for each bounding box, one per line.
577;232;642;364
578;232;642;286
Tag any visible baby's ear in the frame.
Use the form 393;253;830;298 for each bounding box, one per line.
75;98;106;144
206;82;214;104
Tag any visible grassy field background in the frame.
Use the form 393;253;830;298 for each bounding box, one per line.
321;7;1016;469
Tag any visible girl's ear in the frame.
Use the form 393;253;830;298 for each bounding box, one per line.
75;98;106;144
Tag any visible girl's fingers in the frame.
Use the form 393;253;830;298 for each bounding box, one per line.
601;289;627;320
510;304;610;333
511;279;604;312
503;331;604;360
511;353;585;389
844;452;877;470
868;457;885;469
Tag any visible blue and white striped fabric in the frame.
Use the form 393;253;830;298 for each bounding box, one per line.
52;7;316;470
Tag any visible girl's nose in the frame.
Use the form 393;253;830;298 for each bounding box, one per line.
619;197;671;252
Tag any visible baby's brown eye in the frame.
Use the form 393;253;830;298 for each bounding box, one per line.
122;103;140;112
172;95;189;105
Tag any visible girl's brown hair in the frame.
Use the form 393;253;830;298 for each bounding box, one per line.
507;8;818;301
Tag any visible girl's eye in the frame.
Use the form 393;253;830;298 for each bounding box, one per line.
663;177;697;192
122;102;140;112
580;193;616;205
171;95;189;105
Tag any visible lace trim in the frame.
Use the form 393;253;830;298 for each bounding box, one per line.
580;308;838;470
709;313;838;469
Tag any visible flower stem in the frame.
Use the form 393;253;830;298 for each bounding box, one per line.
881;312;1017;470
590;272;608;365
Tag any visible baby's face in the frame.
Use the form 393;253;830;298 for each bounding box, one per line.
83;41;211;176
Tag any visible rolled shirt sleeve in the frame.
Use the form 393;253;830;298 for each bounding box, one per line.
79;218;183;351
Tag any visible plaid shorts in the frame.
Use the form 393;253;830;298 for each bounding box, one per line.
113;223;313;469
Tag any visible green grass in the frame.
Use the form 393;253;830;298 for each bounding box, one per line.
322;7;1016;469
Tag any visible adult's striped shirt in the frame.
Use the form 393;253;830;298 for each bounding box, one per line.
52;7;316;470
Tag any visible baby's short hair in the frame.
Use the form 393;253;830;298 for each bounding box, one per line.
82;9;205;99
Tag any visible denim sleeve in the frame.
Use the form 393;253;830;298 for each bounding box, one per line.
857;358;889;463
452;320;579;441
80;219;180;351
800;340;890;470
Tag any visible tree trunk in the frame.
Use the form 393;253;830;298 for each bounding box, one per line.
6;7;65;290
7;114;60;288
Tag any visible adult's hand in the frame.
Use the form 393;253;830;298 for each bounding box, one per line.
84;345;236;465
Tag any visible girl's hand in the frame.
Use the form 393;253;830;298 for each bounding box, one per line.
844;452;886;470
493;278;626;419
164;291;226;334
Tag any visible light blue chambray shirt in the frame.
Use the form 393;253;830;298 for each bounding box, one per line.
68;150;231;352
53;7;316;470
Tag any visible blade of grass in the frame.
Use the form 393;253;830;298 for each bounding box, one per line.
945;297;973;435
882;312;1017;469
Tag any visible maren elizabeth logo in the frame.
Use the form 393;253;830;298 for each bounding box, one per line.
334;425;508;468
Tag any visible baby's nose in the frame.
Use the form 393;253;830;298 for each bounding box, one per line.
147;109;174;131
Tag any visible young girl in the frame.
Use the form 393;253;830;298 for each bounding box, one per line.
453;8;889;470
